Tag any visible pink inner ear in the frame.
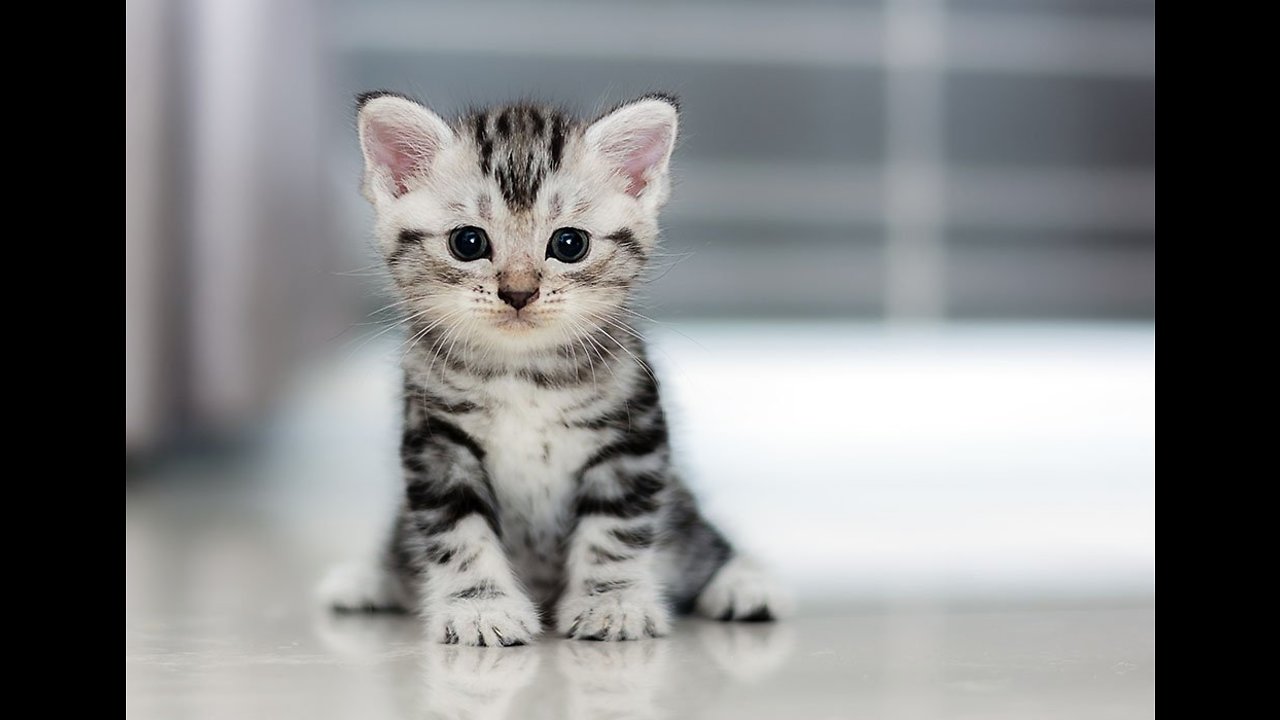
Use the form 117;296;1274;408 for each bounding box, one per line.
619;127;671;198
368;121;431;197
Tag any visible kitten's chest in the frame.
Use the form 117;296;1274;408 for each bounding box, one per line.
460;379;599;531
455;379;601;602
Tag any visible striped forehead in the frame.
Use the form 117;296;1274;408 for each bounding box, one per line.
467;104;574;213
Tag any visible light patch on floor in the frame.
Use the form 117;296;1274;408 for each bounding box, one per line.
127;321;1154;719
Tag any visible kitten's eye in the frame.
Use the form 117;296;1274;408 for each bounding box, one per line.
448;226;490;262
547;228;590;263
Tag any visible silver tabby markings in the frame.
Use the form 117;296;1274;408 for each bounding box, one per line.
319;91;790;645
471;103;571;211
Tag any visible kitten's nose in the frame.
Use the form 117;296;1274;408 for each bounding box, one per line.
498;288;539;310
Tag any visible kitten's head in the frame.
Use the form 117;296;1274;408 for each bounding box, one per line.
357;92;678;361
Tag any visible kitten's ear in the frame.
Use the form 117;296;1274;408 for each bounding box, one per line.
357;93;454;203
584;94;679;201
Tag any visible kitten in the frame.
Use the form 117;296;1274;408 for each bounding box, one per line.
321;92;790;644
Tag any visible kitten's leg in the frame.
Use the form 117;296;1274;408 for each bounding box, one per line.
694;554;793;622
318;561;408;612
402;417;540;646
662;491;792;622
557;462;673;641
319;517;414;613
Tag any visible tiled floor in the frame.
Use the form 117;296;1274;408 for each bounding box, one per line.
126;323;1154;719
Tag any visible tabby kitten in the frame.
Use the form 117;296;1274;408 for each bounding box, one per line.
321;92;789;645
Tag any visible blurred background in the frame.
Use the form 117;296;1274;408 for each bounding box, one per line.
126;1;1154;716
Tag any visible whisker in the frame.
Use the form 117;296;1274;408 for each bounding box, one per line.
398;307;461;354
366;297;417;317
588;319;659;386
407;308;466;367
612;305;707;351
342;307;434;358
331;264;390;278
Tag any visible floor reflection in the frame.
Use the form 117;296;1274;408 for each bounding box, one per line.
691;621;797;683
557;639;670;720
313;607;418;657
419;644;543;720
314;612;796;720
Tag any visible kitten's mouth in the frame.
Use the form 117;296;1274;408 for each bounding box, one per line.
494;313;539;331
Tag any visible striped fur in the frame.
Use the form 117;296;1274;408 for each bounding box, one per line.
321;93;789;645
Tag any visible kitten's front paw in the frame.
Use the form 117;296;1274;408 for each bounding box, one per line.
429;593;541;647
558;587;671;641
695;556;793;622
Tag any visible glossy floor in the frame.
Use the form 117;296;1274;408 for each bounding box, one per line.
126;323;1154;719
126;599;1153;720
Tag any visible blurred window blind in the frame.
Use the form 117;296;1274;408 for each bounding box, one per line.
126;0;1154;451
323;0;1154;321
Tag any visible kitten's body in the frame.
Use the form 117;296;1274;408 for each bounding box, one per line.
388;339;732;616
322;93;788;644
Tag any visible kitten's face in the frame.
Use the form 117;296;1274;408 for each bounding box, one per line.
358;95;678;360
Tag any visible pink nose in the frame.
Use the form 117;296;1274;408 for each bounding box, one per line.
498;288;539;310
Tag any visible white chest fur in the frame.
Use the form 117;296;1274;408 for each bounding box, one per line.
453;377;603;596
